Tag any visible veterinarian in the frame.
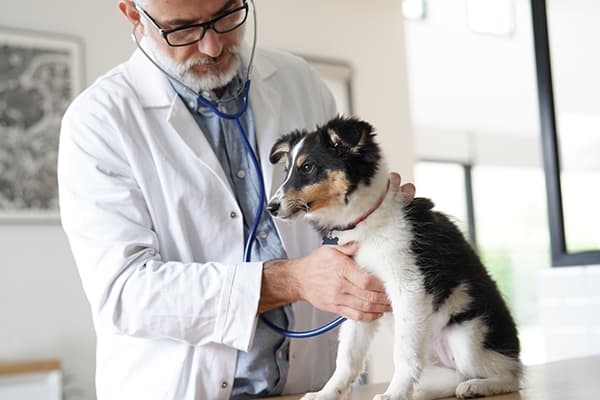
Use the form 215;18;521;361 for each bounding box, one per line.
58;0;410;399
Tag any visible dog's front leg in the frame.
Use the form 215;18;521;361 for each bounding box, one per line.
374;288;428;400
301;319;379;400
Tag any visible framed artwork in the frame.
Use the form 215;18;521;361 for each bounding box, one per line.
0;27;83;223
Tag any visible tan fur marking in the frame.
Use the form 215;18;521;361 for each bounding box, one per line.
296;154;307;169
327;127;369;153
272;144;290;161
327;129;341;147
285;170;350;212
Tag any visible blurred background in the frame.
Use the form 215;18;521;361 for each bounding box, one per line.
1;0;599;399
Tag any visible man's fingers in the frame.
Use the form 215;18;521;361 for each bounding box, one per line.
389;172;402;192
388;171;415;206
341;262;387;293
340;277;390;305
333;241;359;256
400;183;415;205
335;305;385;322
336;292;391;314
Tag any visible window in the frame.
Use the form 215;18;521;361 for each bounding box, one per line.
532;0;600;266
472;165;549;364
414;161;473;242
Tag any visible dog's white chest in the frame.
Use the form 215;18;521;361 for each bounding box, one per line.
340;222;415;281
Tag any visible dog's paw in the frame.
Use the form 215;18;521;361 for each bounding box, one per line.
300;392;321;400
372;394;405;400
301;391;343;400
373;395;391;400
455;381;485;399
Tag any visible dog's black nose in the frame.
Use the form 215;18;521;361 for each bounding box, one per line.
267;201;280;216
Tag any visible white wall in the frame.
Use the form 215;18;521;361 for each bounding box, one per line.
1;0;412;397
0;226;96;400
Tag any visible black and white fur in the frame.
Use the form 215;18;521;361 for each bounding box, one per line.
267;116;522;400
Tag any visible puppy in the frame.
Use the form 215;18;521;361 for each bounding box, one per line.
267;116;522;400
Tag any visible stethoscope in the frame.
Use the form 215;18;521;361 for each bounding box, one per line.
132;0;345;338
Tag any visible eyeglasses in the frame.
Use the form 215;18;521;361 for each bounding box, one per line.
135;1;248;47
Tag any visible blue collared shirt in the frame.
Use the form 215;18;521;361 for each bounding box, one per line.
169;76;293;398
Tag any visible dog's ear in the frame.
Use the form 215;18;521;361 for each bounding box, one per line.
270;139;290;164
324;116;375;153
270;130;305;164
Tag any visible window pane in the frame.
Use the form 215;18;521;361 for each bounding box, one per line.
472;165;550;364
562;170;600;253
414;161;469;238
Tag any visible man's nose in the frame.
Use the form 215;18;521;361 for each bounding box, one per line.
267;200;280;216
197;29;223;58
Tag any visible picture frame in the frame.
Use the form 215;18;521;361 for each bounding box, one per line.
0;27;84;223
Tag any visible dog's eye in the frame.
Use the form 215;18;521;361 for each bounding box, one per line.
301;162;315;174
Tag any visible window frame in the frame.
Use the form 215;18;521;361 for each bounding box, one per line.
416;159;477;246
531;0;600;266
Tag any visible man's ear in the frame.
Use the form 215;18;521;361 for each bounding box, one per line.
324;116;375;153
119;1;142;27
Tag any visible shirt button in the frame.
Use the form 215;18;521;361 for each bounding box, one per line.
277;350;284;359
188;101;195;109
237;169;246;179
218;104;227;113
230;211;237;218
259;231;267;239
221;381;228;389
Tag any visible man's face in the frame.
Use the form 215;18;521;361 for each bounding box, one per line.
134;0;246;91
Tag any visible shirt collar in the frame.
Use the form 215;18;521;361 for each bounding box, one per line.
168;68;245;116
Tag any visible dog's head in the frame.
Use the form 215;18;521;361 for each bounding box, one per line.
267;116;381;220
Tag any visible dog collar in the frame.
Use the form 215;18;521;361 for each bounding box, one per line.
322;180;390;245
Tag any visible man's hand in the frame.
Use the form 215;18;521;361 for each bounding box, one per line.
389;172;415;206
261;243;391;321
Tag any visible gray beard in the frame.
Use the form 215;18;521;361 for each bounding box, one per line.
142;36;242;93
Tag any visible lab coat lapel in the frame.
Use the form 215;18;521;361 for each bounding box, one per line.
166;99;234;198
125;49;234;197
250;64;282;198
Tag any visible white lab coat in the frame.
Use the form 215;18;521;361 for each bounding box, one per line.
58;47;339;399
